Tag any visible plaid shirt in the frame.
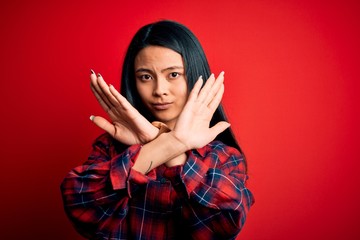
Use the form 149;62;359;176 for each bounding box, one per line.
61;133;254;240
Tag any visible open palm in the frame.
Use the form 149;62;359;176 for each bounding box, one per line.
89;71;158;145
173;72;230;150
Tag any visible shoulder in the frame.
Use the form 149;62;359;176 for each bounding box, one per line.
93;132;114;145
91;132;116;150
207;141;241;155
194;141;243;164
91;133;129;156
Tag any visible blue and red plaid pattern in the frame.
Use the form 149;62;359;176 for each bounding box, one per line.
61;133;254;239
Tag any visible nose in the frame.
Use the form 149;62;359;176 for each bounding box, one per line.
153;77;169;96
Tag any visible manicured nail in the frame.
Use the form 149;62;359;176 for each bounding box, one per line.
90;115;95;121
90;69;95;75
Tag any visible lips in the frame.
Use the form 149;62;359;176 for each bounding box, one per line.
152;102;172;110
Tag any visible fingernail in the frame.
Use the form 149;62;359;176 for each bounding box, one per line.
90;115;95;121
221;71;225;75
109;84;113;88
90;69;95;75
97;73;101;77
199;75;203;80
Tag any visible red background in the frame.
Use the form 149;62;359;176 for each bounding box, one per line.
1;0;359;239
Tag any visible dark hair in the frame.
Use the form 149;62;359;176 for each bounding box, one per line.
120;20;244;156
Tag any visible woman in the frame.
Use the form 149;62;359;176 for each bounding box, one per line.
61;20;254;239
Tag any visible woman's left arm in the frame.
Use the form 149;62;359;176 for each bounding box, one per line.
164;142;254;239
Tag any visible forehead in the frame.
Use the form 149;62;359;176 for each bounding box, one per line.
134;46;183;69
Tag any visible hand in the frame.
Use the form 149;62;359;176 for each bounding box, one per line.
89;70;159;145
172;72;230;150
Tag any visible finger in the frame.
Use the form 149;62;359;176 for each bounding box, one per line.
90;83;112;112
208;83;224;112
109;84;134;111
187;76;203;103
209;121;231;139
197;73;215;103
96;73;120;109
97;76;125;110
203;71;224;106
90;71;113;111
94;73;123;113
90;115;116;136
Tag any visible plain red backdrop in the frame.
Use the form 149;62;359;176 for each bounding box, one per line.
1;0;359;239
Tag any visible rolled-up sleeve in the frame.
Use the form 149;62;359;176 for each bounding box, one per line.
60;134;152;237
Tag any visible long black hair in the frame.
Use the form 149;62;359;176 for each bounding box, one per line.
120;20;244;156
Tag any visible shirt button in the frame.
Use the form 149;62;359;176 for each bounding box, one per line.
160;178;167;184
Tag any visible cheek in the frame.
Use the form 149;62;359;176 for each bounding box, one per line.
174;77;187;91
179;81;188;99
177;84;188;106
136;83;150;100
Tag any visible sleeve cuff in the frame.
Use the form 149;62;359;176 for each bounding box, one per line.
127;168;155;198
110;144;155;197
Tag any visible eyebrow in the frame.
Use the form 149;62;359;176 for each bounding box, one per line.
135;66;184;74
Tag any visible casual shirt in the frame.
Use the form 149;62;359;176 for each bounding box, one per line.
61;133;254;239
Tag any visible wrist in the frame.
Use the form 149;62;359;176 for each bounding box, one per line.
167;131;190;152
132;131;188;175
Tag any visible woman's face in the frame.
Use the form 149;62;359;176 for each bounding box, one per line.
135;46;188;129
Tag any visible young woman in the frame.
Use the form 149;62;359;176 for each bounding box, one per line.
61;20;254;240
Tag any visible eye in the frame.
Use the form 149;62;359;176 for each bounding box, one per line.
138;74;152;81
169;72;180;79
